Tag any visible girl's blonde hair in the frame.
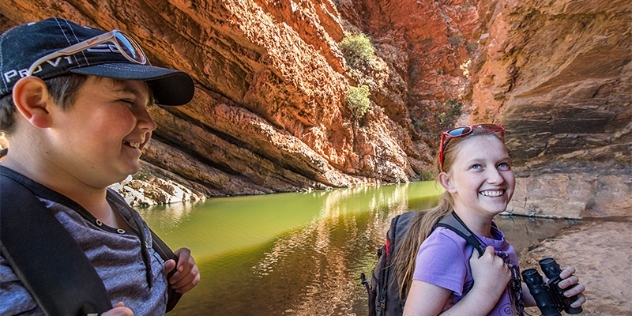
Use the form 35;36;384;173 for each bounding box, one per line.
392;128;504;298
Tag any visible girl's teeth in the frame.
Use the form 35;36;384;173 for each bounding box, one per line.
480;190;503;197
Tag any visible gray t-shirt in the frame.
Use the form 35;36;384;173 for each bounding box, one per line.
0;185;168;315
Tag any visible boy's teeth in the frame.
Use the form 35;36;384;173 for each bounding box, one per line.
125;141;141;149
480;190;503;197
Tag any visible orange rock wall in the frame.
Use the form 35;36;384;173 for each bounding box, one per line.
1;0;629;217
470;0;631;217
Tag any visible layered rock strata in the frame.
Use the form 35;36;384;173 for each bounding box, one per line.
0;0;629;217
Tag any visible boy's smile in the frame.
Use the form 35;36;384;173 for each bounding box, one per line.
123;141;141;149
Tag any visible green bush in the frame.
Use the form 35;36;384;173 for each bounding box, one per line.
347;85;371;119
339;33;376;68
445;98;463;119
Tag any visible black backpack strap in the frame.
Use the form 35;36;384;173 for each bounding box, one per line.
434;212;486;257
0;171;112;315
149;229;183;312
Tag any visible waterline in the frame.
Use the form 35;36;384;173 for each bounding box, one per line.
140;181;574;315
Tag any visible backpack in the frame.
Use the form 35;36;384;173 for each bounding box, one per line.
361;211;486;316
0;166;181;315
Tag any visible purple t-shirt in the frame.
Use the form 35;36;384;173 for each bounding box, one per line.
412;224;520;315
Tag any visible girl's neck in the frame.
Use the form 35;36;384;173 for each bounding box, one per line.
453;209;494;238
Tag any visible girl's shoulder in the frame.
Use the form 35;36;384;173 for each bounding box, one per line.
421;227;476;257
414;227;475;294
429;226;474;244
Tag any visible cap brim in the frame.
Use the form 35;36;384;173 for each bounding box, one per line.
70;63;194;106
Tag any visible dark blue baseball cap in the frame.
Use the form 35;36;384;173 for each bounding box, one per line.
0;17;194;106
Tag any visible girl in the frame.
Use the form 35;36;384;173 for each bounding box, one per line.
399;124;586;316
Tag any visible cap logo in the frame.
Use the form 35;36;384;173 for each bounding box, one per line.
31;56;74;75
2;43;123;84
3;69;29;84
3;56;74;83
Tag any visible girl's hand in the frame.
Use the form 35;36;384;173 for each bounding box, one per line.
469;246;511;295
102;302;134;316
558;266;586;308
163;248;201;293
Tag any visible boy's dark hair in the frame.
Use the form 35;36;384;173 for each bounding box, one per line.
0;74;88;133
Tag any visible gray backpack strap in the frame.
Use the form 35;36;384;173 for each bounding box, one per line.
0;168;112;315
435;212;486;257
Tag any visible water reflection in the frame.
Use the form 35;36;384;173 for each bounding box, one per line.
139;201;197;231
140;182;577;316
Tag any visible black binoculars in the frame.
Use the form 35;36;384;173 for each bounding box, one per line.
522;258;583;316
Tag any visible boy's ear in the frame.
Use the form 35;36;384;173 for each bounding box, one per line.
438;171;457;193
12;77;53;128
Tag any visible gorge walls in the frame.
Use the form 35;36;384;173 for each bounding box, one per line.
1;0;629;218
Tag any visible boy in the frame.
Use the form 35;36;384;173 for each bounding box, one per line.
0;17;200;315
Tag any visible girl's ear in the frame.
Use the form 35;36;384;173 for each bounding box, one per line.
438;171;457;193
12;77;52;128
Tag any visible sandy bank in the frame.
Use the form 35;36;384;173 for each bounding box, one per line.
519;217;632;315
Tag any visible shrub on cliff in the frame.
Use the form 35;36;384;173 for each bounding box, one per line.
347;85;371;119
339;33;376;68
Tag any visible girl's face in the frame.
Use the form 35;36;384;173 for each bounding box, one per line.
442;135;515;219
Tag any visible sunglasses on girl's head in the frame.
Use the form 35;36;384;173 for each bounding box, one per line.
27;30;148;76
439;123;505;172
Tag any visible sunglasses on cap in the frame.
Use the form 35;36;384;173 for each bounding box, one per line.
27;30;148;77
439;123;505;172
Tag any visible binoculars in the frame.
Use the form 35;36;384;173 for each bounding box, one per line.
522;258;583;316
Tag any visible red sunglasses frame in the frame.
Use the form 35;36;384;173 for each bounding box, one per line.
439;123;505;172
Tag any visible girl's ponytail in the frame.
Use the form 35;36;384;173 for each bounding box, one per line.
392;192;454;298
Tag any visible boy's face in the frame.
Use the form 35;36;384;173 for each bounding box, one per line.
444;135;515;219
49;76;156;187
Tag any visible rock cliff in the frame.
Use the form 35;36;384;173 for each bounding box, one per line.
470;0;631;218
0;0;629;218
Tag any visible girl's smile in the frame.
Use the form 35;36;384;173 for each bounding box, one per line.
479;189;505;197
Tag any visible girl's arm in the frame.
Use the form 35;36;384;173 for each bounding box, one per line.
403;246;511;316
403;280;451;316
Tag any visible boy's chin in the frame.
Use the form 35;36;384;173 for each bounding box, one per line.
115;165;140;183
